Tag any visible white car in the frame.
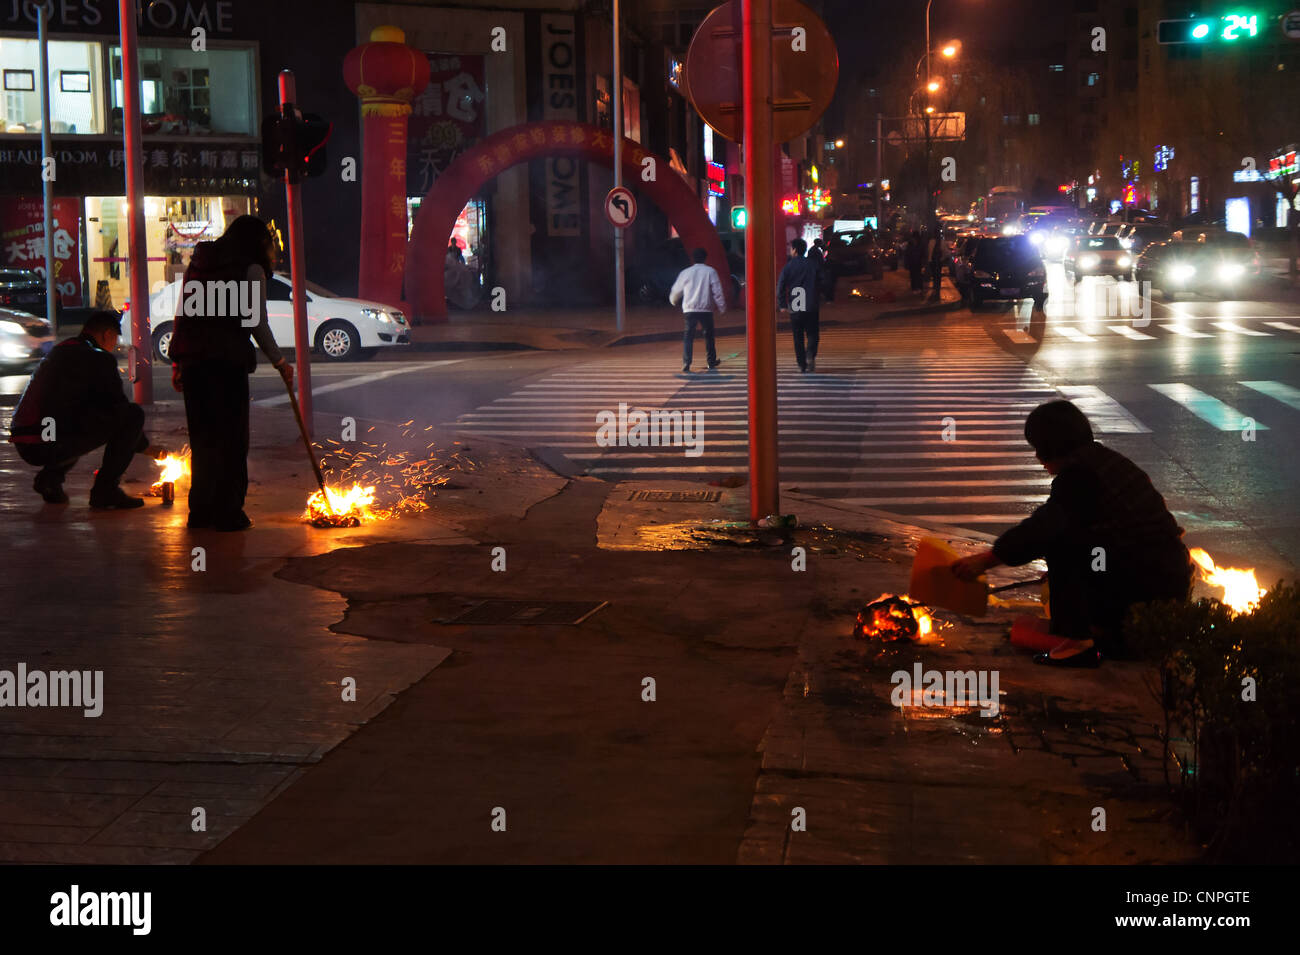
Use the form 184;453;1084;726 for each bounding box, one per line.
1064;234;1133;283
0;307;53;370
145;272;411;362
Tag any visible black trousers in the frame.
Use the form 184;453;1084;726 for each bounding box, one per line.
1046;544;1194;650
791;310;820;369
16;403;147;490
181;360;250;522
908;265;923;290
929;261;943;293
682;311;717;366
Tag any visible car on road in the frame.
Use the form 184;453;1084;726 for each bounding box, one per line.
144;272;412;362
952;234;1047;309
1064;234;1134;283
0;268;49;318
0;307;53;371
825;229;892;278
1116;223;1171;256
1133;230;1262;299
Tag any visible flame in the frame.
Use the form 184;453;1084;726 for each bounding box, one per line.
150;450;190;494
856;593;934;640
1189;548;1265;614
305;483;378;526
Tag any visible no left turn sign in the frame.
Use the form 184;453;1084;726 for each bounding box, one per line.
605;186;637;228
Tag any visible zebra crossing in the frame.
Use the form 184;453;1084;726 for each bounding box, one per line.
998;314;1300;345
450;323;1300;534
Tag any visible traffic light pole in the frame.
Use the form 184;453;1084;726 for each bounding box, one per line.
612;0;626;333
743;0;779;521
279;70;313;437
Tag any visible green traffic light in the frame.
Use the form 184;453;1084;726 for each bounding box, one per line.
1191;22;1210;39
731;207;747;229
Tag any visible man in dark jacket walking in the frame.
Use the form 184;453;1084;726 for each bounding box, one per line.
952;400;1193;667
8;310;167;507
777;238;822;372
903;230;924;292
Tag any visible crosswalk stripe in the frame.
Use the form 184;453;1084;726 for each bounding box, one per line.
1149;383;1269;431
1159;323;1212;338
1054;325;1096;342
1265;322;1300;333
1108;325;1156;340
1003;329;1036;344
1212;321;1271;337
1239;380;1300;411
1055;384;1151;433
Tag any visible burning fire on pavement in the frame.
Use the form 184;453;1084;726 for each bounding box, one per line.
854;594;935;641
1188;548;1266;614
150;448;191;504
302;423;476;527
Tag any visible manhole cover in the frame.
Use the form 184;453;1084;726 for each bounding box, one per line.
441;599;609;626
628;490;722;502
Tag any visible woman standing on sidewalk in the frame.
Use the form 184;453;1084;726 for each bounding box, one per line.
169;216;293;531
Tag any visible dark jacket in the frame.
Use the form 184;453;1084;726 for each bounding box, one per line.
168;240;282;372
993;441;1188;577
8;333;127;444
777;254;822;312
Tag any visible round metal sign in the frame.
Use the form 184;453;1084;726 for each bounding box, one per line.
604;186;637;228
683;0;838;144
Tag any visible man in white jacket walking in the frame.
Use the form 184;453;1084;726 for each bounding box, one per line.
669;247;727;373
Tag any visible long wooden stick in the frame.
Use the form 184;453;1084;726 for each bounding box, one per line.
989;575;1047;595
284;377;327;498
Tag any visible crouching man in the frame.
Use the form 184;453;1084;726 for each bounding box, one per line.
7;310;167;508
952;399;1194;667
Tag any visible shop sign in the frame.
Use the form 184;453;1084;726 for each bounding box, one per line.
408;54;486;198
0;196;82;305
540;14;580;237
2;0;242;37
0;140;260;195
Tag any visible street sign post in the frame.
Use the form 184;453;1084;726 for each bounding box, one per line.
604;186;637;228
682;0;838;522
683;0;838;145
1284;10;1300;38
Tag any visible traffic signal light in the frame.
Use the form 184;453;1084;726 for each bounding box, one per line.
730;206;747;229
261;108;332;181
1157;13;1261;44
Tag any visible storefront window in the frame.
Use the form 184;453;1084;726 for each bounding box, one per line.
83;195;254;309
0;38;106;135
109;45;256;137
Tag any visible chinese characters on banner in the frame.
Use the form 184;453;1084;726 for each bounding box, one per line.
407;54;486;198
0;197;82;306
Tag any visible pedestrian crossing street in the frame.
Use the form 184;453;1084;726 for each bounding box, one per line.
452;324;1300;533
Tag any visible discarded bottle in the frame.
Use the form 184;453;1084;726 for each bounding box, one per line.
161;481;175;506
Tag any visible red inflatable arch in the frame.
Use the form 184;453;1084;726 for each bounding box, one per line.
405;120;731;323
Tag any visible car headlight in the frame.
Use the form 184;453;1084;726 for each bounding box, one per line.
360;307;394;323
1001;224;1019;236
1079;254;1099;269
0;320;25;335
1217;263;1244;281
2;342;31;358
1119;238;1133;249
1028;231;1045;246
1117;256;1132;268
1170;263;1195;281
391;311;407;325
1046;237;1067;254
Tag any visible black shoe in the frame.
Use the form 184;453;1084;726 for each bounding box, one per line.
707;358;721;369
799;365;808;373
89;486;145;510
34;473;69;504
213;511;253;532
1033;648;1102;668
807;358;816;372
682;363;691;373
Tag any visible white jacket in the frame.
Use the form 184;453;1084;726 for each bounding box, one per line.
669;263;726;314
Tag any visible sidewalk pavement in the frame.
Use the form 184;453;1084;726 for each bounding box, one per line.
404;267;961;352
0;361;1193;866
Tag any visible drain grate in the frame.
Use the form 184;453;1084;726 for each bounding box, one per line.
442;599;609;626
628;489;721;502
